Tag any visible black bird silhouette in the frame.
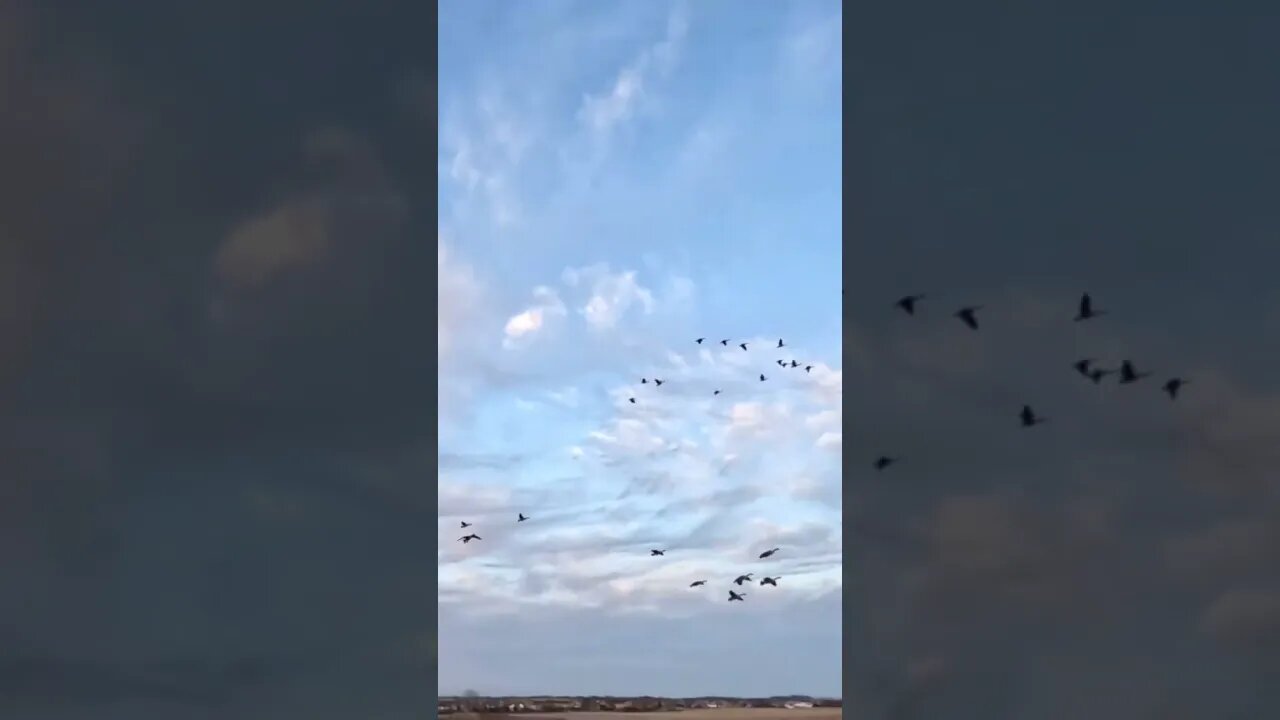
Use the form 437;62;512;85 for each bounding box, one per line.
650;549;666;556
460;521;472;528
790;360;799;368
696;338;705;344
758;547;780;559
459;534;481;543
805;365;813;373
954;306;983;330
776;359;785;367
1118;360;1151;384
895;294;926;315
1019;405;1046;427
728;590;746;602
629;397;636;404
733;574;753;586
873;456;898;471
760;576;780;587
654;379;664;386
1163;377;1190;399
689;580;706;587
713;389;721;395
640;378;648;384
777;338;785;348
1074;293;1106;321
1088;367;1115;384
759;373;767;382
518;513;529;522
720;339;730;346
1072;358;1096;377
739;342;749;351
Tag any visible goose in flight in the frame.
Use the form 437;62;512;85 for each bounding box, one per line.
758;547;780;559
459;534;481;543
733;573;754;586
1074;293;1106;321
954;305;983;330
689;580;707;587
1019;405;1047;427
873;456;898;471
1119;360;1151;384
1163;377;1190;399
518;513;529;522
728;590;746;602
760;576;780;587
650;549;666;557
895;294;926;315
460;521;472;528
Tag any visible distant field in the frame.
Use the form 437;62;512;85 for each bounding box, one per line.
573;711;840;720
453;710;841;720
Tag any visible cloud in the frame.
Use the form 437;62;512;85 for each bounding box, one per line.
562;263;658;331
503;286;567;348
578;7;688;136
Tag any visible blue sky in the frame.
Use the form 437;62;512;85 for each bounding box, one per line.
438;0;842;697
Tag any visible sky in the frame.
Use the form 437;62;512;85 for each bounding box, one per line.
437;0;843;698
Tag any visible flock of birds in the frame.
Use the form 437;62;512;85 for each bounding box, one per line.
451;291;1182;605
453;334;828;604
870;291;1190;471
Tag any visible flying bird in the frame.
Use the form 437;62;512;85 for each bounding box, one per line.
1072;358;1096;378
759;373;767;382
739;342;749;351
690;580;707;587
720;339;730;346
713;389;721;395
873;456;898;471
654;379;664;386
895;294;926;315
777;359;786;367
1163;377;1190;399
954;305;983;330
696;338;705;344
460;521;472;528
640;378;648;384
1019;405;1047;427
733;574;754;586
790;360;799;368
805;365;813;373
758;547;780;559
1074;293;1106;321
650;549;666;557
459;534;481;543
760;577;780;587
777;338;785;348
629;397;636;404
1088;367;1114;384
518;513;529;522
728;590;746;602
1118;360;1151;384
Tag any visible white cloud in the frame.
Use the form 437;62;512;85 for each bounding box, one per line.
815;431;842;452
503;285;568;348
562;263;657;331
578;7;688;136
